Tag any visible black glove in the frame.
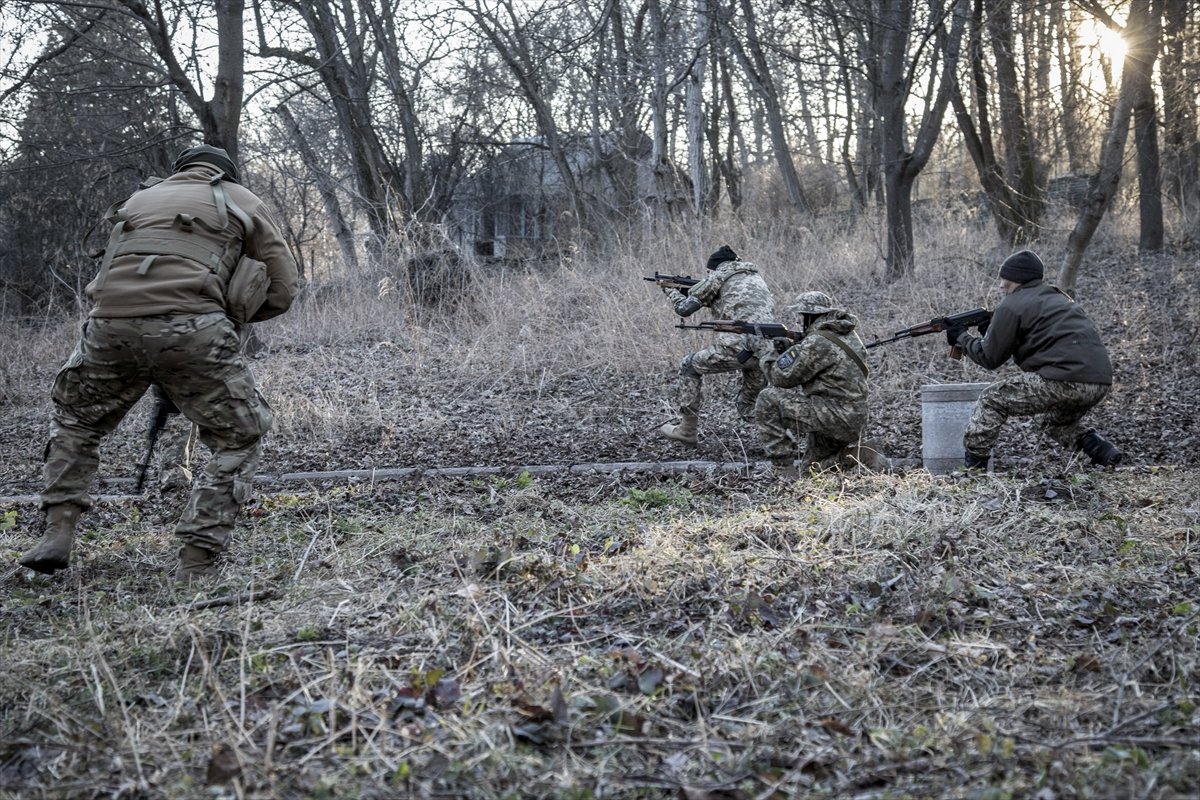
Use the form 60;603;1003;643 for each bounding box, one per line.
976;317;990;337
945;324;967;347
773;337;792;354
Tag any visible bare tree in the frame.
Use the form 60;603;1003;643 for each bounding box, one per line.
117;0;246;156
949;0;1046;246
1160;0;1197;242
684;0;711;218
875;0;970;281
1059;0;1159;291
454;0;589;226
722;0;812;214
274;103;360;274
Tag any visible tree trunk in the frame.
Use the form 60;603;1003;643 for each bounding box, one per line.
1054;1;1087;173
985;0;1044;244
275;104;361;275
727;0;811;214
1059;0;1155;292
646;0;676;224
1160;0;1200;240
685;0;710;218
1130;0;1164;253
119;0;244;155
879;0;969;280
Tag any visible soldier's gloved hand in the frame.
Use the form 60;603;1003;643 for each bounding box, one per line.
773;337;792;354
976;317;990;337
945;323;967;347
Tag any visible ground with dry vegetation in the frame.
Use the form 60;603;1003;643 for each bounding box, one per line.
1;216;1198;798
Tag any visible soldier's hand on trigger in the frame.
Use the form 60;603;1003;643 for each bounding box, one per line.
773;337;792;354
976;317;990;337
945;323;967;347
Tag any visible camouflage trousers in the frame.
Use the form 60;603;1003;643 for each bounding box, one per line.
754;387;868;466
964;372;1110;455
42;313;273;552
156;414;199;486
671;333;766;421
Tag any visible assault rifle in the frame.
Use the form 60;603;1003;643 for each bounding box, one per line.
865;307;992;360
134;387;180;494
676;319;800;340
676;319;801;363
644;272;700;291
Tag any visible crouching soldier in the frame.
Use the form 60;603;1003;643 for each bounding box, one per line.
659;245;776;445
753;291;873;475
18;144;299;585
945;250;1120;469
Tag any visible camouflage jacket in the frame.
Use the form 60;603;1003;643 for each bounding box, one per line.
667;260;775;321
760;311;869;403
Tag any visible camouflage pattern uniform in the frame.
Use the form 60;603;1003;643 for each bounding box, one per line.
154;321;257;492
952;279;1113;458
754;299;870;469
37;152;298;561
665;259;775;420
152;385;199;491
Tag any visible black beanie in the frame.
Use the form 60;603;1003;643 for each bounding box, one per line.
706;245;738;271
172;144;241;184
999;250;1044;283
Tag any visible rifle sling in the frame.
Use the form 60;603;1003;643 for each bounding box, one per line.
812;328;869;377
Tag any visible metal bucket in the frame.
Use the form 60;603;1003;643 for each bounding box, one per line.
921;383;990;474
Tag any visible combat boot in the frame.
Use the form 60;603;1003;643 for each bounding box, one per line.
838;439;891;473
770;456;800;479
1079;430;1122;466
964;450;991;471
658;414;699;446
158;466;193;492
175;544;219;586
18;504;81;574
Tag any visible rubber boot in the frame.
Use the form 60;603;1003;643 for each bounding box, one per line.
1079;430;1122;466
658;414;699;446
18;504;81;574
964;449;991;471
175;544;219;586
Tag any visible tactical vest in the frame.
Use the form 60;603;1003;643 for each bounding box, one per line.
90;171;255;297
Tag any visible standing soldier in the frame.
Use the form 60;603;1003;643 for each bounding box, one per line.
659;245;776;445
945;250;1120;469
18;144;300;584
753;291;871;474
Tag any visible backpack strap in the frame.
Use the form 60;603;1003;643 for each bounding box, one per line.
91;174;251;289
812;328;870;378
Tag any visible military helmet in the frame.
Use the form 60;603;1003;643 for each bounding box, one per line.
788;290;835;316
172;144;240;184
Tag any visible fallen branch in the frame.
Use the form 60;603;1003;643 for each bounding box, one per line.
184;588;279;609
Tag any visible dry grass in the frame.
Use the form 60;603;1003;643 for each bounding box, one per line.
1;467;1196;798
1;209;1198;797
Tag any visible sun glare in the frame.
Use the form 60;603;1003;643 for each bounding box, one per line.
1075;16;1128;92
1095;25;1127;63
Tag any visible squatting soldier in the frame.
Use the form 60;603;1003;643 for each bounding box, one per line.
18;144;300;584
659;245;776;445
945;250;1121;469
752;291;871;474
